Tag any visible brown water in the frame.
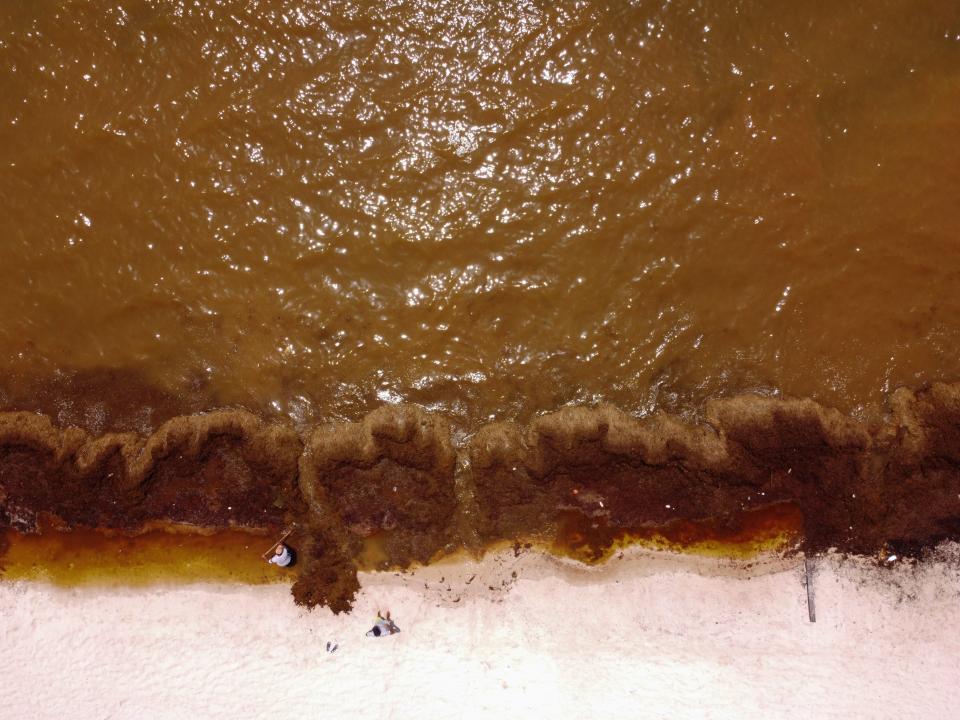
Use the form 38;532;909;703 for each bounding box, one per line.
0;503;799;585
2;0;960;433
0;525;282;585
552;502;803;564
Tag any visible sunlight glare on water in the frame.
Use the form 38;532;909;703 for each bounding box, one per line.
1;0;959;432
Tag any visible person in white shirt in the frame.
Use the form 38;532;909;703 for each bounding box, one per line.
366;611;400;637
268;542;296;568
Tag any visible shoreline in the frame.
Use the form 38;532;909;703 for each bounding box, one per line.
3;381;960;611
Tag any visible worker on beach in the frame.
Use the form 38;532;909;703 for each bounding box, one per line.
366;611;400;638
267;542;296;568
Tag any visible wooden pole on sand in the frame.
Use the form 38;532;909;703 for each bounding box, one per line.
804;556;816;623
262;529;293;559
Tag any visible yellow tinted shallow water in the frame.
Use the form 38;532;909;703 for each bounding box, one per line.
0;503;800;585
550;503;803;564
0;527;286;586
1;1;959;432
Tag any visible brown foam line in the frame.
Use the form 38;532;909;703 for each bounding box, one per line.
2;383;959;612
0;410;301;530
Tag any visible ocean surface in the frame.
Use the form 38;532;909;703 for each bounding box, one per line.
2;0;959;433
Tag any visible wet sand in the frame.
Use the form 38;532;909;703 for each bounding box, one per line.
2;545;959;719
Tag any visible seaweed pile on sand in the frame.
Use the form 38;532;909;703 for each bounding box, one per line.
2;384;959;612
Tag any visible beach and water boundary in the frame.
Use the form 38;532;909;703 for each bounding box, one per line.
3;381;960;611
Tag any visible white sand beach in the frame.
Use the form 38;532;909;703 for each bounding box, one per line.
2;546;959;719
